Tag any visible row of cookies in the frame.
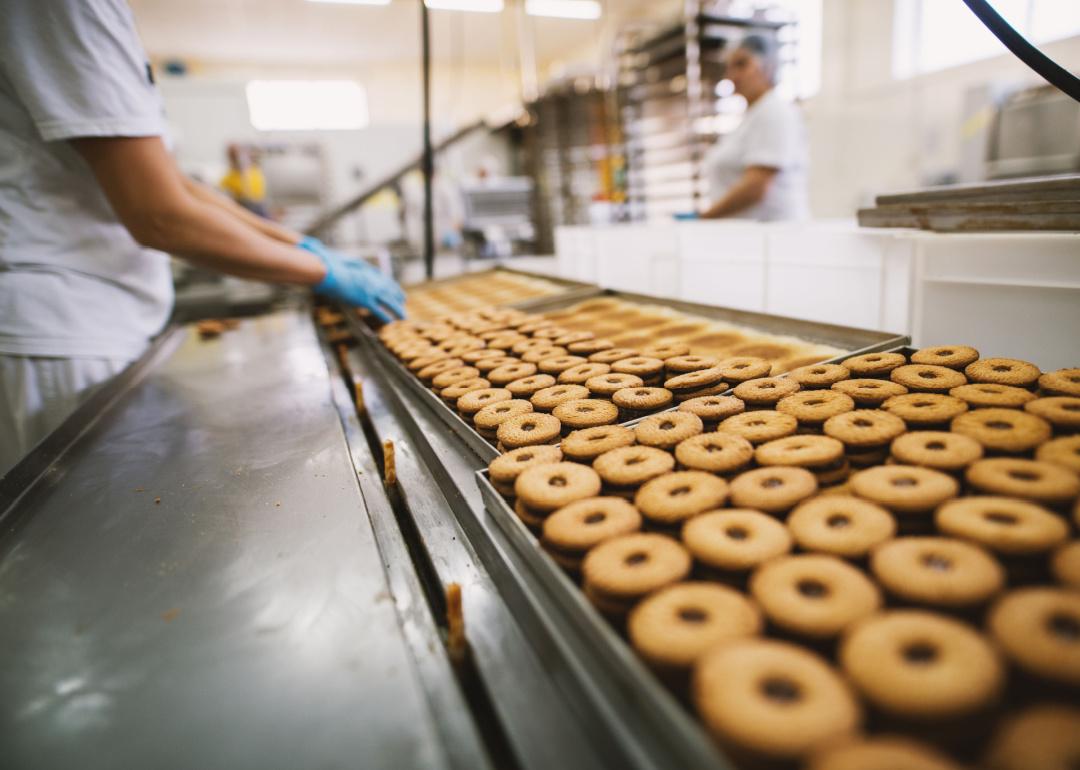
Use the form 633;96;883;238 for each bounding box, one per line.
541;296;845;375
484;345;1080;769
377;306;795;448
403;271;566;321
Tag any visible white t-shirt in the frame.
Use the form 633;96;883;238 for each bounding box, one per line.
703;89;810;222
0;0;173;359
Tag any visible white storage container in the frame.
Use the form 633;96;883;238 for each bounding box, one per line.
909;232;1080;370
553;225;598;283
593;223;679;297
676;221;768;311
764;224;907;332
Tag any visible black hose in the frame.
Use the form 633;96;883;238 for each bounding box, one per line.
961;0;1080;101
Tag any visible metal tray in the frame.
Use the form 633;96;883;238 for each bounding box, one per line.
474;468;735;770
350;286;907;464
517;287;909;356
402;266;601;315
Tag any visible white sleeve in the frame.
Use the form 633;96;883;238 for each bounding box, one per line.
741;102;801;171
0;0;165;141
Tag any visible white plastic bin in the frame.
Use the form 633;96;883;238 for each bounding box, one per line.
593;223;679;296
676;221;768;311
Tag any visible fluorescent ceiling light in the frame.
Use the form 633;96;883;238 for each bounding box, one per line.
525;0;600;19
246;80;369;131
306;0;391;5
424;0;504;12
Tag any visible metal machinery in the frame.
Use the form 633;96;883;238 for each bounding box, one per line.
0;272;907;770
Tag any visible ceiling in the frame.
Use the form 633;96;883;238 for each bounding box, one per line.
128;0;669;69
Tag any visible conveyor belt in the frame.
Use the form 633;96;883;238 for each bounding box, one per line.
0;311;486;770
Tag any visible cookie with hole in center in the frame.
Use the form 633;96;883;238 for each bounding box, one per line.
497;411;563;450
682;509;792;572
552;398;619;433
831;378;908;407
679;395;746;426
567;338;615;356
777;390;856;426
586;372;644;397
840;610;1003;718
755;435;846;469
458;387;513;417
675;432;754;475
611;386;675;418
629;582;762;673
541;496;642;571
593;445;675;491
750;554;882;639
881;393;968;427
635;411;704;450
850;465;958;514
890;431;983;472
1025;396;1080;432
514;461;602;514
474;399;533;434
505;373;557;398
665;367;727;393
841;351;908;377
664;355;721;376
488;444;563;488
530;383;590;412
734;376;801;406
611;356;666;383
966;357;1041;388
789;363;851;389
441;377;491;404
871;536;1004;607
966;457;1080;505
988;587;1080;687
561;425;635;463
693;639;862;761
824;409;907;449
951;408;1052;453
890;364;967;393
1039;368;1080;397
520;345;567;364
582;533;692;614
936;496;1068;556
588;347;640;364
719;410;798;445
1036;435;1080;474
557;362;612;386
949;382;1036;409
910;345;979;370
729;466;819;514
787;496;896;559
634;471;729;526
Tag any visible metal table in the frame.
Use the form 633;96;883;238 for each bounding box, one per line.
0;311;486;770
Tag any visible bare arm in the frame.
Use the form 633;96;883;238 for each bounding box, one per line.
701;166;777;219
71;136;325;285
181;176;302;246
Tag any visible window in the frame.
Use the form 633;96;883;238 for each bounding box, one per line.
894;0;1080;78
246;80;369;132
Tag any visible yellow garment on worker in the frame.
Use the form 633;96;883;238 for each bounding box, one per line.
220;167;266;203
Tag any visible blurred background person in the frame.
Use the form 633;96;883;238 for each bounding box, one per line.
701;34;809;221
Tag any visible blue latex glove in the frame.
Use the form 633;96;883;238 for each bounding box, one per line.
299;237;405;323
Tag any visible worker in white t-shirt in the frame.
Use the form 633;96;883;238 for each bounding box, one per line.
0;0;405;476
701;35;809;221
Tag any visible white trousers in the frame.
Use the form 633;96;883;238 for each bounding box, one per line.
0;355;130;477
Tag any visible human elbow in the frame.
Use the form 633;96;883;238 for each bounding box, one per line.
123;203;191;252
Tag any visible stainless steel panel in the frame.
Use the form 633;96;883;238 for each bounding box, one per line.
0;311;457;770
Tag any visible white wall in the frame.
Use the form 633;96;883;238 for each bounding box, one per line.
807;0;1080;217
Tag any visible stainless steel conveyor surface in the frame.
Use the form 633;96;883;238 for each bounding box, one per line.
0;311;471;770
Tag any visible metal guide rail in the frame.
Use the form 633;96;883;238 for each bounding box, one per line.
0;311;480;770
